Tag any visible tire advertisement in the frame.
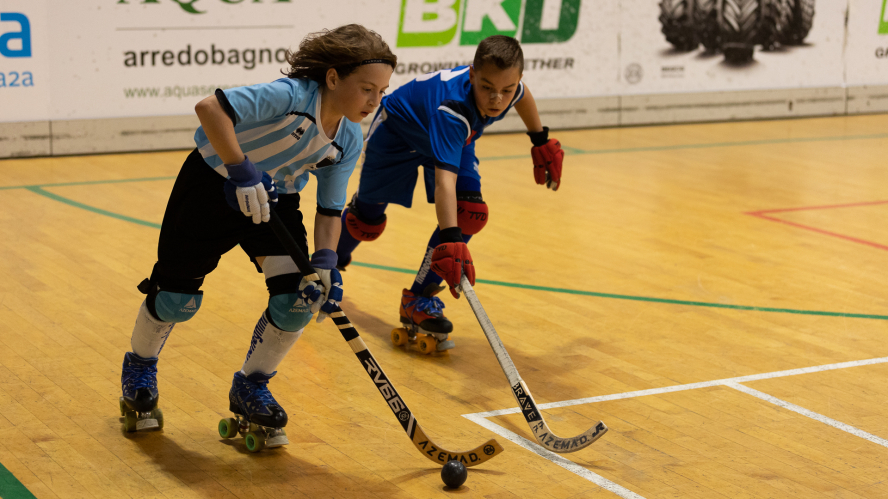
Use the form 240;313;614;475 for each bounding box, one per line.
620;0;847;94
0;0;884;127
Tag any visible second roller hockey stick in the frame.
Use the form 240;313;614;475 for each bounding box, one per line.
460;275;608;453
268;211;504;467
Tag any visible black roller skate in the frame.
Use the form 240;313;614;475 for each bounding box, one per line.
119;352;163;432
218;371;289;452
392;283;455;354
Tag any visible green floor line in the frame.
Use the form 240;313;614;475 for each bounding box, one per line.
481;132;888;162
0;462;36;499
349;262;888;320
0;175;176;191
26;187;162;229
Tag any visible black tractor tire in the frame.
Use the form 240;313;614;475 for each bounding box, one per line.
719;0;761;63
758;0;792;50
659;0;699;51
780;0;814;45
694;0;721;52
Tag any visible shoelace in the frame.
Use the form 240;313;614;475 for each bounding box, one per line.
242;377;278;408
124;363;157;390
406;294;446;319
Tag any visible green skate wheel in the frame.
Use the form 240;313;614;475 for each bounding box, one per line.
218;418;238;439
244;431;266;453
119;397;127;416
123;412;138;432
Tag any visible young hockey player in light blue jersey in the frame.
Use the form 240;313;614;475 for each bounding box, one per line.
119;25;396;448
335;35;564;353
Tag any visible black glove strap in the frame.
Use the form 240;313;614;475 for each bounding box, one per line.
527;126;550;147
439;227;464;244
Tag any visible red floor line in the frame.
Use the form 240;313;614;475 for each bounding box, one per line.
748;212;888;252
747;199;888;215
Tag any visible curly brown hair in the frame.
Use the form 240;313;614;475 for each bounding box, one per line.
284;24;397;82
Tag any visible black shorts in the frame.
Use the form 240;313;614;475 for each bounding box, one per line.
153;149;309;282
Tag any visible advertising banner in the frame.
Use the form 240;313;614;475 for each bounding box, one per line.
1;0;51;122
619;0;847;94
846;0;888;85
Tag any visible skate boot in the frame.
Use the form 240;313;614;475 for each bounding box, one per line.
392;283;455;354
218;371;289;452
119;352;163;432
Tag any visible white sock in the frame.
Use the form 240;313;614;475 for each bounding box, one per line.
241;312;303;376
130;300;175;358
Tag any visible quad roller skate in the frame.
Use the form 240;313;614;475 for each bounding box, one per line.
391;284;455;354
218;371;289;453
119;352;164;432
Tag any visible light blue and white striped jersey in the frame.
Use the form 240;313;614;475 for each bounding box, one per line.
194;78;362;212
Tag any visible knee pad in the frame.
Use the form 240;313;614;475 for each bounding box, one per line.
456;191;488;235
266;273;313;332
345;200;387;242
138;277;203;323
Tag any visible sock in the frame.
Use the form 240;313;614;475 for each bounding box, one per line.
336;197;388;267
410;227;473;296
241;311;304;376
130;300;175;358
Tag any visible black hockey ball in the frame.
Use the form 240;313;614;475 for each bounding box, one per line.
441;460;467;488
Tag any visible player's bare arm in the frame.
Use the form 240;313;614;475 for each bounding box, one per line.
513;85;544;133
434;167;459;230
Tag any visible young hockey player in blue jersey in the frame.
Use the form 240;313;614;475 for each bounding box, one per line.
335;35;564;353
119;25;396;448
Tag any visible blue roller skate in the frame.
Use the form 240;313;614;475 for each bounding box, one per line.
119;352;163;432
218;371;289;452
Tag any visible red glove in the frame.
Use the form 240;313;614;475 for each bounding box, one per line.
430;240;475;299
529;127;564;191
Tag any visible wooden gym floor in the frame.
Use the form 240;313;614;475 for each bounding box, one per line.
1;114;887;499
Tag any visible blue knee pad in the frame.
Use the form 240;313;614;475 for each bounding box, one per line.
153;290;202;323
268;293;313;332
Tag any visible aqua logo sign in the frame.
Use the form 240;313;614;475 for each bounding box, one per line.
1;13;31;58
116;0;291;15
397;0;580;47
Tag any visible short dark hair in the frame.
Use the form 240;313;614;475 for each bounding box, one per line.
285;24;397;82
473;35;523;73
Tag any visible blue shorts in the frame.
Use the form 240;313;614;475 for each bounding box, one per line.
357;114;481;208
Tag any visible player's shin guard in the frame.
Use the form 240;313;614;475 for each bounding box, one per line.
241;310;304;377
130;300;175;359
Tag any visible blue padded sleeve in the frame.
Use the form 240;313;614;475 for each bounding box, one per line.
430;105;470;172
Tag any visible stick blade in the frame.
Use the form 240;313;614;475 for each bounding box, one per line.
533;420;608;453
411;424;505;467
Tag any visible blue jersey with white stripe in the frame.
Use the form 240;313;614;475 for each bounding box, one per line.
194;78;361;211
380;65;524;172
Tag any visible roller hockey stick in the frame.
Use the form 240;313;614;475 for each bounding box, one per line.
460;275;608;452
268;211;504;467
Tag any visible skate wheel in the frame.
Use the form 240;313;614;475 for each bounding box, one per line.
119;397;127;416
417;335;437;355
123;411;138;432
218;418;239;439
245;431;266;453
391;328;410;346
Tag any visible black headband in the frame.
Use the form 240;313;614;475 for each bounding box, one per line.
359;58;391;66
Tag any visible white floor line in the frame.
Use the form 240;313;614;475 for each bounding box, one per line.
726;382;888;449
463;413;646;499
470;355;888;418
462;355;888;496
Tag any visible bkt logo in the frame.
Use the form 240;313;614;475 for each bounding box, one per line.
1;13;31;58
397;0;580;47
881;0;888;34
